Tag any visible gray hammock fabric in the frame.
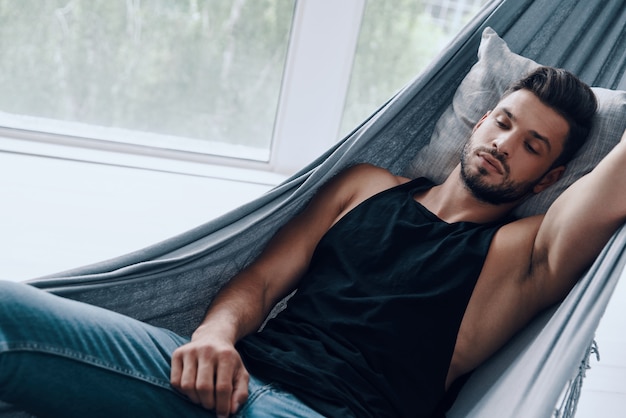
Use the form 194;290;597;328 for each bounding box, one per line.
3;0;626;416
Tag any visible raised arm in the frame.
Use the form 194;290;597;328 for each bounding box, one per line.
170;163;403;417
532;129;626;306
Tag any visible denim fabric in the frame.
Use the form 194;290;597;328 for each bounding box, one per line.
0;281;325;418
234;376;325;418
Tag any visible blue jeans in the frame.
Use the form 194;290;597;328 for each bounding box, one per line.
0;281;326;418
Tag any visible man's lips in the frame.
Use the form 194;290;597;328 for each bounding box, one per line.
478;151;504;174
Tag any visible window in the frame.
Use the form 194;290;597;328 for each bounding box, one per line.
340;0;489;138
0;0;489;175
425;0;486;32
0;0;295;162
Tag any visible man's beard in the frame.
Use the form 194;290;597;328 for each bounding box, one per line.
460;142;542;205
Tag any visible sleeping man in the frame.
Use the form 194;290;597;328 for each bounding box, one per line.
1;66;626;418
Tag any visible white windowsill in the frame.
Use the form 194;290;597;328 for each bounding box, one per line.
0;132;287;187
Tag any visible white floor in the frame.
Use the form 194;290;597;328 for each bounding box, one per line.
1;149;625;416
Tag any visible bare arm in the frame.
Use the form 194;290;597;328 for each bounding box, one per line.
532;129;626;306
170;164;403;416
450;130;626;382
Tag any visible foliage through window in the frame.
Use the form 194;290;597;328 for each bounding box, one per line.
340;0;488;138
0;0;490;167
0;0;295;160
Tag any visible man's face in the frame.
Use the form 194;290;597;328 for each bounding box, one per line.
460;89;569;205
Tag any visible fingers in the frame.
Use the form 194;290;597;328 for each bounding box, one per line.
169;349;189;399
171;346;209;406
193;352;217;409
231;366;250;414
214;356;248;417
170;342;249;416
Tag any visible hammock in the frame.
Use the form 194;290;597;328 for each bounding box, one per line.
3;0;626;416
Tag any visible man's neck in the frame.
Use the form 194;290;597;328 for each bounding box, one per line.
415;166;518;224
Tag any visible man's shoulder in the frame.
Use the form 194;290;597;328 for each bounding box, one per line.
328;164;412;218
492;214;545;248
341;163;411;189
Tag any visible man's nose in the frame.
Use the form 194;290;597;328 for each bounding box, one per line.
491;134;517;157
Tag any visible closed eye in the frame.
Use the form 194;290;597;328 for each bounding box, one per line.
525;142;539;155
495;119;508;128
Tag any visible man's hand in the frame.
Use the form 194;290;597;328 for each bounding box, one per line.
170;330;249;418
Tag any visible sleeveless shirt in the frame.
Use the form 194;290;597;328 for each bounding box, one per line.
237;178;506;417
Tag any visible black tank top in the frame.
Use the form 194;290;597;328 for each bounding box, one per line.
238;178;506;417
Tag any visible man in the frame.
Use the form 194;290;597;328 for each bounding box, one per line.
0;67;624;417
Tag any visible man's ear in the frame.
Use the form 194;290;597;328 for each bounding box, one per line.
472;111;492;133
533;165;566;194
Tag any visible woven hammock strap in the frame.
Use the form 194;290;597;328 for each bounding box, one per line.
553;340;600;418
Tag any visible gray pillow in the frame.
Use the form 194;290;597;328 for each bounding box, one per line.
406;27;626;217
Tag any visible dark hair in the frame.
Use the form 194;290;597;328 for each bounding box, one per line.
503;66;598;168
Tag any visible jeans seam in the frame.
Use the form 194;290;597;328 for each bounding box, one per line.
0;341;173;391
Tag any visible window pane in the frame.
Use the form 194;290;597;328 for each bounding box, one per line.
0;0;295;161
340;0;488;138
